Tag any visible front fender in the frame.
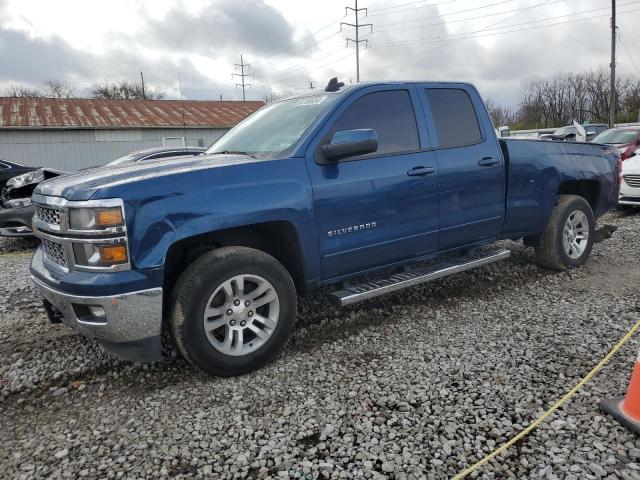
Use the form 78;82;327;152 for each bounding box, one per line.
96;157;320;284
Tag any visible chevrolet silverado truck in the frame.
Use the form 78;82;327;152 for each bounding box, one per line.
29;80;620;376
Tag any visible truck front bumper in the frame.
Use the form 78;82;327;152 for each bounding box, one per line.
30;249;164;362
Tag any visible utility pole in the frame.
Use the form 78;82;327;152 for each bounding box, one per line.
233;54;253;101
609;0;616;128
140;70;146;100
341;1;372;83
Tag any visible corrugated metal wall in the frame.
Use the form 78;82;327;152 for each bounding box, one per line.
0;128;229;171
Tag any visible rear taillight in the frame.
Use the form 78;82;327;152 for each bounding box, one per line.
620;145;635;161
618;156;623;192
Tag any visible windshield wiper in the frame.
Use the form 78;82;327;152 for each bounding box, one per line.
209;150;255;158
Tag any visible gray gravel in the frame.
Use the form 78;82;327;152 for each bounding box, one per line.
1;210;640;479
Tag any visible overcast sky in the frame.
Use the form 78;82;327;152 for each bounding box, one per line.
0;0;639;107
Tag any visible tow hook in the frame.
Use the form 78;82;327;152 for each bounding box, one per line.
594;224;617;243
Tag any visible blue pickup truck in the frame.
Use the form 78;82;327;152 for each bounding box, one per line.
29;80;619;376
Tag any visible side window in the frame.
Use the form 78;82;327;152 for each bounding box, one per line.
330;90;420;159
425;88;482;149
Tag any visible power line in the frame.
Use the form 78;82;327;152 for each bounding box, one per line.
232;54;253;101
373;0;517;24
248;15;345;72
368;7;640;49
374;0;568;32
618;31;640;75
367;0;457;14
369;2;640;48
366;0;562;76
341;0;373;82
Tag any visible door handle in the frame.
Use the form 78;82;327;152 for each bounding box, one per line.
478;157;499;167
407;166;435;176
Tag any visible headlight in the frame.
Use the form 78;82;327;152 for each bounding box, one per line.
6;170;44;189
68;206;124;230
72;241;129;268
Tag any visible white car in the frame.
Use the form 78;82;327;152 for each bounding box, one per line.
620;151;640;207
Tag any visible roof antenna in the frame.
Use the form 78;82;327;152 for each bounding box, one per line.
325;77;344;92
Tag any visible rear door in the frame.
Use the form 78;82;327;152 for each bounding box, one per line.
305;85;439;280
418;84;505;250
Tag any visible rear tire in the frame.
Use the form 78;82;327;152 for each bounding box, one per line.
534;195;595;271
170;247;297;376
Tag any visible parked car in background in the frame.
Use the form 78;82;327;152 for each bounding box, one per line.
0;167;65;236
619;147;640;208
0;146;206;237
592;126;640;161
584;123;609;141
29;80;619;376
539;123;607;142
0;160;37;191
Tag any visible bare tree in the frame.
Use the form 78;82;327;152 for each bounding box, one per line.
515;68;640;128
90;81;165;100
43;80;74;98
3;84;44;97
485;99;517;127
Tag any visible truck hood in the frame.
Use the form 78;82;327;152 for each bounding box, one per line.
34;154;258;201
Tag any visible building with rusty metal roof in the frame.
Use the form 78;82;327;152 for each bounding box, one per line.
0;97;264;170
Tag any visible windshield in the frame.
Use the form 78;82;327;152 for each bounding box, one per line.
593;129;640;144
106;153;140;166
207;95;338;159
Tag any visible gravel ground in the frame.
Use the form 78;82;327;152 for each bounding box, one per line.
1;210;640;480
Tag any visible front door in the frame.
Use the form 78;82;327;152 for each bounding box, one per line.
306;86;439;280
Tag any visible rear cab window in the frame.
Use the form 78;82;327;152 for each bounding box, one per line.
424;88;482;149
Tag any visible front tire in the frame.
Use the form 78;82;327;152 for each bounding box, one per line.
170;247;297;376
534;194;595;270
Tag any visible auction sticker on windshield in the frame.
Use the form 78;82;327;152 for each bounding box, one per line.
294;96;327;106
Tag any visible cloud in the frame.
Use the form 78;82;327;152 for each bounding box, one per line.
0;24;229;100
0;0;633;106
0;28;93;83
141;0;314;57
358;0;615;107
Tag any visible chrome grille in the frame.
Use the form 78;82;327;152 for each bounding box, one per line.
41;238;67;268
34;205;62;226
623;174;640;188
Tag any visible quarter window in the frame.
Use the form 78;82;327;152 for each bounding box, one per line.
331;90;420;158
425;88;482;149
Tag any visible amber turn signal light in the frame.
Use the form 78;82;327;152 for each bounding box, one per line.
98;244;128;263
96;208;124;227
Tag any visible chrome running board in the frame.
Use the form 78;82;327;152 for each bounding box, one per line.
329;248;510;307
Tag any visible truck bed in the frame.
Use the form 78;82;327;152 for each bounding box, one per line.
499;138;619;239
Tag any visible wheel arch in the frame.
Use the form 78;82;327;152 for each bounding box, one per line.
163;221;307;299
556;179;600;212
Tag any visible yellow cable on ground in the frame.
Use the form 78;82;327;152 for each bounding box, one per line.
453;318;640;480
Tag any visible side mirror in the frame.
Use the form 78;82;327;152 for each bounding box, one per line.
321;129;378;161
